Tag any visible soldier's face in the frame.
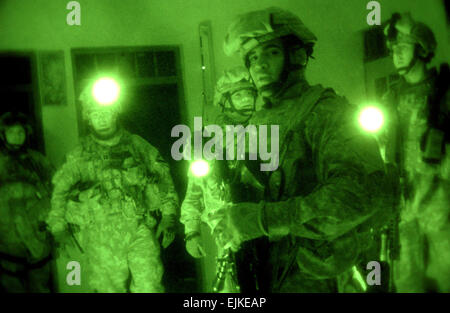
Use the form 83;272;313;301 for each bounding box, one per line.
392;43;415;73
248;39;285;90
223;89;255;123
5;124;26;147
89;108;118;137
230;89;254;112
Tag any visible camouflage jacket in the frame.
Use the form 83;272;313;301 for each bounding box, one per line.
47;129;178;234
381;67;450;234
382;67;450;181
180;158;264;235
0;148;54;261
181;113;265;235
245;81;393;279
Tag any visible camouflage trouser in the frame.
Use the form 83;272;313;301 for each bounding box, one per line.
394;174;450;292
81;217;164;293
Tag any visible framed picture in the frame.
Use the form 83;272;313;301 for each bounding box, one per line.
38;51;67;105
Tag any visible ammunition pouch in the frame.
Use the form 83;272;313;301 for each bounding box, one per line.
421;127;446;164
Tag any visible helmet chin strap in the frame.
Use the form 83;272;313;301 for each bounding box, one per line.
397;56;418;76
258;68;304;108
258;45;306;104
222;92;256;122
259;80;285;95
396;46;421;77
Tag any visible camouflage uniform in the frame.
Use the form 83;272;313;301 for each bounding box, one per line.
383;71;450;292
47;129;178;292
0;148;53;292
180;114;269;292
221;7;393;292
180;144;265;239
226;80;393;292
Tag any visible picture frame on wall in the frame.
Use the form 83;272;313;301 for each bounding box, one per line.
38;50;67;106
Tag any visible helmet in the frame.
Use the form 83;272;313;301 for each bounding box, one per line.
224;7;317;60
79;78;122;121
0;111;32;143
214;66;255;107
213;66;256;121
384;13;437;61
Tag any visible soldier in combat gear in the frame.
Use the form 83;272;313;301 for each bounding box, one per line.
180;67;269;292
219;7;394;292
383;13;450;292
47;79;179;292
0;112;54;292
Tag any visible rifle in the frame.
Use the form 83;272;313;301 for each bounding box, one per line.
208;200;241;292
61;181;100;254
212;248;240;293
67;223;84;254
377;163;401;292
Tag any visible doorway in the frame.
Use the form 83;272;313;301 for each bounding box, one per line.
0;52;44;153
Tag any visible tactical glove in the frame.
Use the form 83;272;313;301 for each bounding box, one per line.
156;214;176;248
185;232;206;258
224;201;268;247
226;200;292;244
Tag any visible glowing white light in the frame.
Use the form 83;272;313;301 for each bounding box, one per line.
359;106;384;132
92;78;120;105
190;160;210;177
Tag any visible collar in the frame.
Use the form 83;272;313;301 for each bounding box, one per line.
398;68;436;93
261;77;311;108
89;128;125;147
215;113;252;127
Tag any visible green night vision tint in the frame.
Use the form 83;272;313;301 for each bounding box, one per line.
92;77;120;106
190;160;210;177
359;106;384;133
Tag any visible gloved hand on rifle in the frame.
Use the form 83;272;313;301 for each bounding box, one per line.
185;231;206;258
219;200;291;249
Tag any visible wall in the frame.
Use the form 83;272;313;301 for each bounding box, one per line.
0;0;447;292
1;0;447;164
